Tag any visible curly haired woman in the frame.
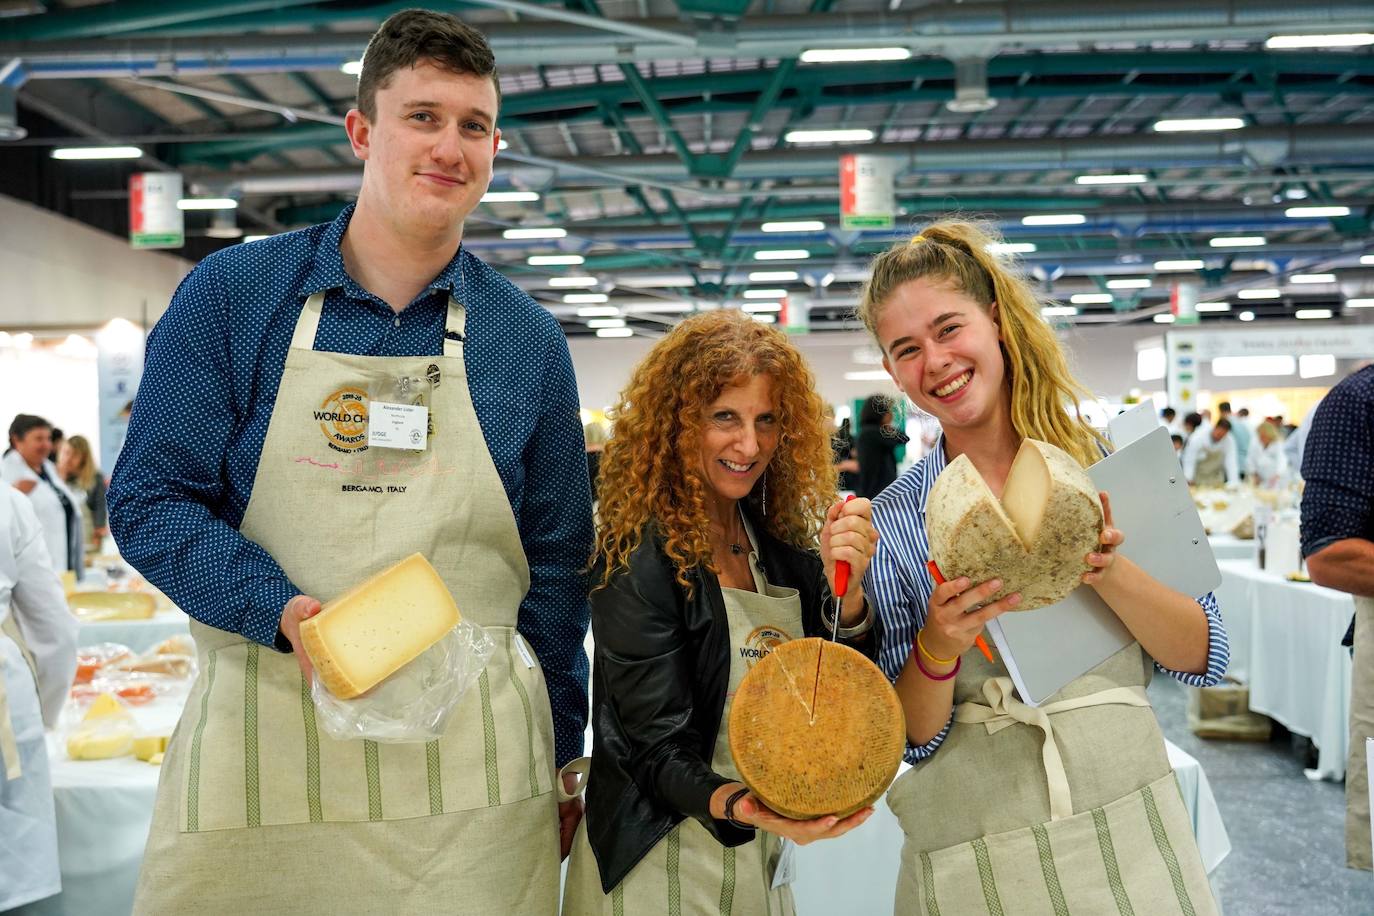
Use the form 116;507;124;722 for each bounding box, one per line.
562;310;882;915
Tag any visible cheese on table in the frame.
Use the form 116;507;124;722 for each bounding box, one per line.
926;438;1103;610
301;553;461;699
66;692;136;760
133;735;171;761
67;591;158;621
729;638;905;820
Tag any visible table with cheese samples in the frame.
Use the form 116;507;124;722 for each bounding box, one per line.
790;740;1230;915
75;612;191;656
1214;558;1355;779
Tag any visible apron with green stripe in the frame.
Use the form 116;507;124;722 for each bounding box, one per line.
887;642;1218;916
563;534;799;916
134;291;559;914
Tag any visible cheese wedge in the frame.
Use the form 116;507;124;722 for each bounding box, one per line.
68;591;158;621
729;638;905;820
66;692;136;760
300;553;460;699
133;734;171;761
926;438;1102;610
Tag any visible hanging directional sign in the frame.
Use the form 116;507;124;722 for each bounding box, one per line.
129;172;184;249
840;154;896;230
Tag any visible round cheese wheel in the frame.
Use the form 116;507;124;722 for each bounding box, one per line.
729;637;905;820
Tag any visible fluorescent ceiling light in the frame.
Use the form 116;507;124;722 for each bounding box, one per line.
1106;278;1151;290
1041;306;1078;317
548;276;598;288
483;190;540;203
623;302;694;314
1237;288;1280;299
587;318;625;329
1299;354;1337;378
743;289;789;299
989;242;1037;254
566;294;609;305
1291;273;1337;284
1285;206;1351;218
750;313;778;324
177;198;237;210
340;60;363;76
1346;298;1374;309
1361;255;1374;266
1212;355;1295;377
753;249;810;261
595;327;634;338
1022;214;1085;226
743;301;783;313
242;234;270;243
1266;33;1374;49
1075;173;1147;185
1195;301;1231;312
1209;235;1265;248
762;220;825;233
1153;117;1245;132
749;270;799;282
1153;314;1175;324
503;227;566;239
528;254;584;266
800;47;912;63
1154;259;1204;271
576;306;618;318
51;146;143;160
1295;308;1334;320
783;129;875;144
1070;293;1113;305
844;370;892;381
1239;310;1255;321
205;226;243;239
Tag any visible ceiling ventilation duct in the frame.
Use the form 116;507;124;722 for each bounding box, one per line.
946;56;996;113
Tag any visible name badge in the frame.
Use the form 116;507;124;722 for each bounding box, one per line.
368;401;429;450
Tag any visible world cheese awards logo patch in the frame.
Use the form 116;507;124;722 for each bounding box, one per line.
315;386;369;453
740;625;792;667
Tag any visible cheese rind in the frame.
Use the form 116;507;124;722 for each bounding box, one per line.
301;553;460;699
926;438;1103;610
729;638;905;820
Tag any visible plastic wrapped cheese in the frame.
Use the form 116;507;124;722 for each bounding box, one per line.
301;553;461;699
730;638;905;820
926;438;1103;610
66;692;136;760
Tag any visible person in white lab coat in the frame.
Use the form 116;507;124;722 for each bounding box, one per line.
2;414;82;578
0;484;78;909
1246;421;1289;488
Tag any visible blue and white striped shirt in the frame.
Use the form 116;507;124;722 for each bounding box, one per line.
865;436;1230;764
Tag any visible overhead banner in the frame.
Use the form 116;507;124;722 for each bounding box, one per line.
129;172;184;249
840;154;896;230
94;320;145;474
1164;333;1198;413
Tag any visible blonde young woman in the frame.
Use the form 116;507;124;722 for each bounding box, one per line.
859;221;1230;915
56;435;108;553
563;310;881;915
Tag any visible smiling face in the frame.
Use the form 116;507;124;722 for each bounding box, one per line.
877;277;1008;435
697;374;781;514
346;60;500;236
11;426;51;471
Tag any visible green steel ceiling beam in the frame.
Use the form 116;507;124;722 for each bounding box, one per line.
115;1;436;36
616;63;699;175
673;0;753;17
5;0;328;41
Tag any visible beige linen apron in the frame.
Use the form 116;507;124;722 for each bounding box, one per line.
1346;596;1374;870
564;537;801;916
134;291;560;914
1193;445;1226;488
886;642;1217;916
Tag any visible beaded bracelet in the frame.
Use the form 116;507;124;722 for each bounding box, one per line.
913;649;961;681
915;629;959;666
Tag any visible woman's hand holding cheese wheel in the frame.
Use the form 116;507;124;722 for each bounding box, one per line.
920;575;1021;663
734;793;874;845
1081;491;1124;588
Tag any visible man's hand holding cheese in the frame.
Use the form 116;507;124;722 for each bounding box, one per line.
106;12;593;914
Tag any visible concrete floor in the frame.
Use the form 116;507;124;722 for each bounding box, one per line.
1149;676;1373;916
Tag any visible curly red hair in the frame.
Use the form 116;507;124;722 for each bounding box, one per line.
595;310;837;592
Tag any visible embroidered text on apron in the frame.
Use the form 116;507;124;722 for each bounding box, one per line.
1346;595;1373;870
886;641;1218;915
564;530;802;916
134;289;561;914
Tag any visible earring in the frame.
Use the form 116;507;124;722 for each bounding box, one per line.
761;472;767;516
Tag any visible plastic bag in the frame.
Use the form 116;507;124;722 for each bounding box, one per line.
310;621;494;743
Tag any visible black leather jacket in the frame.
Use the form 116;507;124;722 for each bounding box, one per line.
582;513;882;892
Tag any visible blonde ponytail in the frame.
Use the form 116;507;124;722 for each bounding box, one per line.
857;219;1109;467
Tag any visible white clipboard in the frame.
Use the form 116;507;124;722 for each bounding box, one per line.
985;426;1221;706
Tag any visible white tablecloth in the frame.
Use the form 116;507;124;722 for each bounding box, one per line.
76;613;190;655
1214;559;1355;779
791;739;1229;915
1207;534;1257;562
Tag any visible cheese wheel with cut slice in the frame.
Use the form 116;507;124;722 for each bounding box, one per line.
926;438;1103;610
729;638;905;820
301;553;460;699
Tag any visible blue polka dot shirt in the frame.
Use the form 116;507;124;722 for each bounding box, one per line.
1300;364;1374;557
865;435;1230;764
107;204;594;767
